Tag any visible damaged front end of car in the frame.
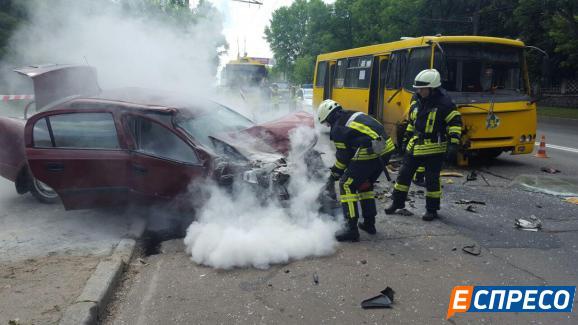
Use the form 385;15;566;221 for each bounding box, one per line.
209;135;293;202
209;131;326;205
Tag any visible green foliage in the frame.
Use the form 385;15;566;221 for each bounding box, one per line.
265;0;578;84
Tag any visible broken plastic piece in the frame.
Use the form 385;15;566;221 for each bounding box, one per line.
361;287;395;309
515;215;542;231
565;197;578;205
462;244;481;256
455;199;486;205
313;272;319;285
541;167;561;174
445;179;454;184
441;171;464;177
465;205;477;213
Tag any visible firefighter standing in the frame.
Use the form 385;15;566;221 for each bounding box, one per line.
385;69;462;221
318;100;396;242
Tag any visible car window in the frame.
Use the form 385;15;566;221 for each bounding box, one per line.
33;112;120;149
128;116;200;164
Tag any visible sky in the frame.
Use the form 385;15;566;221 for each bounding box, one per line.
207;0;334;65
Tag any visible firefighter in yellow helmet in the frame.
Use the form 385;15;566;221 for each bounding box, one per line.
318;99;395;241
385;69;462;221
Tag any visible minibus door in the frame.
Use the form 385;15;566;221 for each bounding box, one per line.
323;61;336;100
368;55;389;123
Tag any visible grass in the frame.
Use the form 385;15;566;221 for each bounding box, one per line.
537;106;578;119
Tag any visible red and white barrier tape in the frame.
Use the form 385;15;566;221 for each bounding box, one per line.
1;95;34;101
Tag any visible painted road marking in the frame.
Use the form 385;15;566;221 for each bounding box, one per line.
535;142;578;154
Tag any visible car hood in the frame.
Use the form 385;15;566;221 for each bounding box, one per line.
241;111;314;155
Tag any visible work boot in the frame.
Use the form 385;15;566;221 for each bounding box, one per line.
384;201;404;215
358;221;376;235
422;210;438;221
335;219;360;242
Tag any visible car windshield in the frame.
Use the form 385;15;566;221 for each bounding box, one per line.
178;103;255;149
435;43;526;95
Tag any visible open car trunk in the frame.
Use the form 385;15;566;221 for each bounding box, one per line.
14;64;100;111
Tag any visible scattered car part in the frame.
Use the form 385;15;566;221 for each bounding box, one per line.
462;244;481;256
514;215;542;231
455;199;486;205
361;287;395;309
540;167;561;174
465;205;477;213
440;171;464;177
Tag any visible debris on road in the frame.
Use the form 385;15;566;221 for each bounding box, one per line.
514;215;542;231
513;175;578;197
361;287;395;309
564;197;578;205
445;179;454;184
375;190;391;201
441;171;464;177
541;167;561;174
313;272;319;285
397;208;414;216
455;199;486;205
284;269;290;274
465;205;477;213
462;244;481;256
466;171;478;181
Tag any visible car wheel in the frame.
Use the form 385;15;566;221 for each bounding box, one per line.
30;177;59;204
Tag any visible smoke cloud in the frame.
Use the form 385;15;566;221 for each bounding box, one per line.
0;0;226;94
184;126;341;270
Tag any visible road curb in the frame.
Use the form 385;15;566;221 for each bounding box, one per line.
59;217;147;325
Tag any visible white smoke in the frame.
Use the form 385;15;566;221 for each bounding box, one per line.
184;126;341;269
0;0;226;94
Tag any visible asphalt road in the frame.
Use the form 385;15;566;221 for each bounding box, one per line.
104;117;578;324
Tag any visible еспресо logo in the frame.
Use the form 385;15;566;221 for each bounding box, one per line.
447;286;576;319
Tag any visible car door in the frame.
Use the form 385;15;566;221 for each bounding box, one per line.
124;114;206;206
24;109;130;210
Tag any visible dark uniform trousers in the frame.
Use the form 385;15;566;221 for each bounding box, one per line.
392;154;443;211
339;158;383;222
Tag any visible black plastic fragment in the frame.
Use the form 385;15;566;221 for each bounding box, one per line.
361;286;395;309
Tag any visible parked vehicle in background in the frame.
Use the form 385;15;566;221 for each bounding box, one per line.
0;65;322;209
313;35;537;164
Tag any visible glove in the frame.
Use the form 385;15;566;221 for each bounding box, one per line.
329;167;342;181
446;143;459;162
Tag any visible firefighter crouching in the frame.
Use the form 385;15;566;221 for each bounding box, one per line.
318;99;396;242
385;69;462;221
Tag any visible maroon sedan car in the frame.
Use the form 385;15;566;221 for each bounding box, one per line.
0;65;322;210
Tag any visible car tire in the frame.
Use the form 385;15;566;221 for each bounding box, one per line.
30;176;59;204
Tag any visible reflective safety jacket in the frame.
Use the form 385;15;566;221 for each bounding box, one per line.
403;89;462;156
330;110;395;174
